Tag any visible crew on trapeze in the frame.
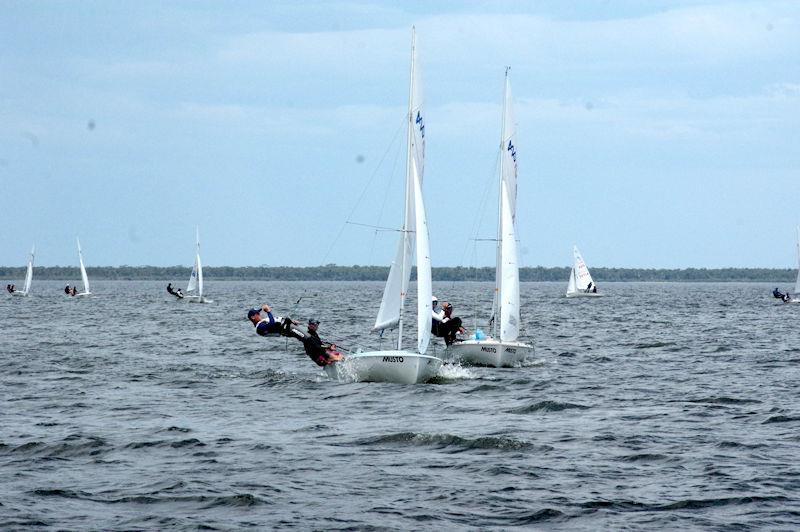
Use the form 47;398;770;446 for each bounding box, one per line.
166;283;184;299
6;284;16;294
247;304;342;366
585;281;598;294
431;296;466;346
772;287;791;303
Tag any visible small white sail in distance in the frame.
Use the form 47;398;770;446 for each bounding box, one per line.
795;226;800;295
570;245;594;292
77;237;91;295
186;227;203;300
23;245;35;294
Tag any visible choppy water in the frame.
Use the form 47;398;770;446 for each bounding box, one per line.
2;281;799;530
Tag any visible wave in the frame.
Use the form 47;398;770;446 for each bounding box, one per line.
579;495;788;512
508;400;590;414
354;432;532;452
30;488;268;507
125;438;205;449
763;415;800;424
4;435;109;459
684;396;761;405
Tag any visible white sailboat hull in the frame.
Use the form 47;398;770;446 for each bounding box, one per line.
446;339;532;367
9;291;28;297
566;291;603;298
75;292;92;297
324;350;442;384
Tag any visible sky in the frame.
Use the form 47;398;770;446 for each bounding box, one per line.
1;0;798;268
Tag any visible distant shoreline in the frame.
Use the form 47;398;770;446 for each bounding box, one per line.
0;265;795;282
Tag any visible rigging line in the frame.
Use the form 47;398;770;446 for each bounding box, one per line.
319;115;407;266
455;148;502;274
369;131;405;265
346;221;402;232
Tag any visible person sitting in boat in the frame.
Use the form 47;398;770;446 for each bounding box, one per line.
431;297;465;346
6;284;15;293
248;304;302;339
166;283;184;299
64;285;71;295
299;318;342;366
70;286;78;296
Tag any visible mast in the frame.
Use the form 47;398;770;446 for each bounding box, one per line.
492;68;510;337
397;27;416;351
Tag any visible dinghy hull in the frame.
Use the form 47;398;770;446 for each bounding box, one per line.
446;339;532;367
9;291;28;297
566;291;603;298
324;350;442;384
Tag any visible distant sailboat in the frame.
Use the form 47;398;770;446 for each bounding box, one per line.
75;238;92;297
9;245;35;297
791;226;800;303
446;68;534;367
184;227;207;303
325;27;441;384
566;245;602;298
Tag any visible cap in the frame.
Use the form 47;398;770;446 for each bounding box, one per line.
247;308;260;319
308;318;320;326
431;296;438;303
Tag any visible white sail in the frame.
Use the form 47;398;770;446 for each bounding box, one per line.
499;181;520;342
373;27;425;341
412;162;432;354
22;245;34;294
492;68;520;337
566;267;577;294
77;238;90;294
196;250;204;300
571;245;594;291
187;229;200;294
795;226;800;295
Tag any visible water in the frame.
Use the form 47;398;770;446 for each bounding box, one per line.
2;281;799;530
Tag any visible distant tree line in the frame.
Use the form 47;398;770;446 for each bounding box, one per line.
0;264;795;282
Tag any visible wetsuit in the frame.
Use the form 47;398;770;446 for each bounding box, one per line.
64;285;71;295
301;330;338;366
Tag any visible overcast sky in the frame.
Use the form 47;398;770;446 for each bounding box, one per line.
1;1;798;268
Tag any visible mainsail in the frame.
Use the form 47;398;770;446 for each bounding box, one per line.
571;246;594;292
77;238;90;294
373;27;427;352
492;68;521;341
22;245;34;294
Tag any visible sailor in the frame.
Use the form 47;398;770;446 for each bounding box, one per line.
248;304;303;340
166;283;184;299
431;296;465;346
300;318;342;366
64;285;71;295
6;284;14;293
70;286;77;296
773;287;785;300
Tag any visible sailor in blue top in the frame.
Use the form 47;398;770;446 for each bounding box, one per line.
248;304;303;340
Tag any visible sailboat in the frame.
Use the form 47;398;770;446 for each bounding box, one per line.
9;245;35;297
325;28;441;384
75;238;92;297
566;245;602;298
184;227;207;303
446;68;534;367
790;226;800;303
